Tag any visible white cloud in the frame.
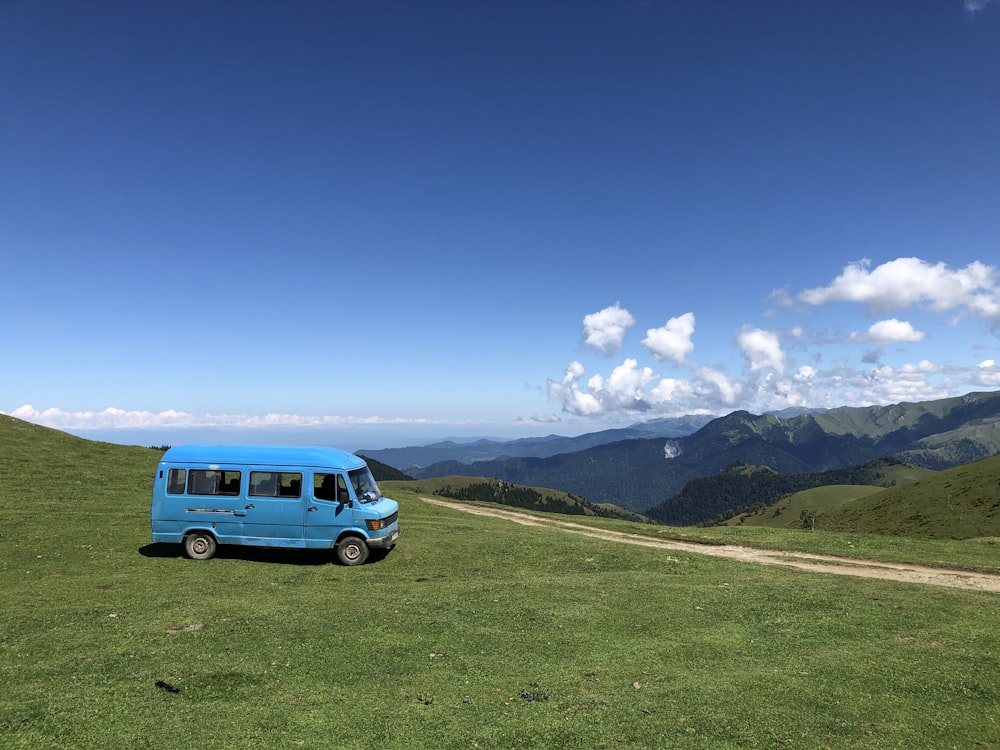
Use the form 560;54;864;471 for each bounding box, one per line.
767;287;796;308
965;0;993;12
737;327;787;375
757;364;821;410
798;257;1000;319
697;367;742;406
650;368;743;413
859;360;948;403
563;360;586;382
518;413;563;424
546;364;601;416
547;358;655;416
582;303;635;355
850;318;927;344
5;405;444;431
649;377;696;405
976;360;1000;387
548;357;749;417
603;358;657;408
642;312;696;363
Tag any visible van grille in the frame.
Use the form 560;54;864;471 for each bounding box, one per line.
365;512;398;532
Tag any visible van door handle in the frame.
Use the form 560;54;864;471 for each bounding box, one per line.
245;504;255;510
307;506;318;512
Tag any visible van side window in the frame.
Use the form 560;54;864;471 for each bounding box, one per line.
314;473;335;500
250;472;302;498
167;468;186;494
282;474;301;498
314;472;350;503
188;470;241;496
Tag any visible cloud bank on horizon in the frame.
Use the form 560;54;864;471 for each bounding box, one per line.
4;405;456;434
548;257;1000;420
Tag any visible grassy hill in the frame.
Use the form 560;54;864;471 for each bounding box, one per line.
730;456;1000;539
647;457;934;526
3;416;1000;749
819;455;1000;539
730;484;887;530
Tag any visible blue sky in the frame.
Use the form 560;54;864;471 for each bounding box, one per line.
2;1;999;449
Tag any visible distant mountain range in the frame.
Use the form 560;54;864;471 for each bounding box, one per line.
358;415;714;468
360;391;1000;521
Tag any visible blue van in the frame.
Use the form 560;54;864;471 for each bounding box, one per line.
151;445;399;565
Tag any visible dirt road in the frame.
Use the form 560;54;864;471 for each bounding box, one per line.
421;497;1000;593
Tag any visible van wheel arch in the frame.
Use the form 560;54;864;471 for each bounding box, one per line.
335;535;369;566
184;530;218;560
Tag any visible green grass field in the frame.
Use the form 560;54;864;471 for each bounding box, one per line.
2;418;1000;748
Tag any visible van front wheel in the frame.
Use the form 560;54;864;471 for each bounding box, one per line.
336;536;369;566
184;532;217;560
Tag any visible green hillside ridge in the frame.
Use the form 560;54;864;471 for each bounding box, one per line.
646;457;933;526
402;475;648;522
812;391;1000;438
0;413;162;505
731;485;887;530
4;415;1000;748
731;455;1000;539
819;455;1000;539
359;454;414;481
895;417;1000;469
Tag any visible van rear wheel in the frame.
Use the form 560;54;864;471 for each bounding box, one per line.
184;532;217;560
336;536;369;566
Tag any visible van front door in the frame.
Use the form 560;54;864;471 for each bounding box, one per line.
242;471;305;547
305;472;353;546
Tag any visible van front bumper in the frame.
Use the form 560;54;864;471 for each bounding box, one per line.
367;528;399;548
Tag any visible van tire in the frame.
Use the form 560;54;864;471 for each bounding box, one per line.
184;531;217;560
336;536;369;566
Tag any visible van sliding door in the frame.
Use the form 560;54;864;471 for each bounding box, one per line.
242;470;305;547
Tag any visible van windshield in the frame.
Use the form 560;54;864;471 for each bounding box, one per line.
348;466;382;504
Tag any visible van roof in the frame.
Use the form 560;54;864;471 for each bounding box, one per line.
160;444;367;470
